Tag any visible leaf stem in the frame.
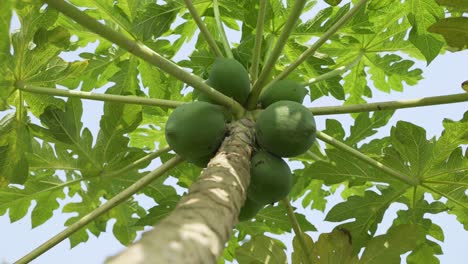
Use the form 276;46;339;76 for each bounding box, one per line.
15;156;184;264
282;198;314;264
316;131;419;186
183;0;223;57
247;0;307;109
43;0;244;117
250;0;267;83
423;180;468;187
310;93;468;115
306;52;364;86
17;82;184;108
306;150;325;161
212;0;233;58
421;183;468;210
270;0;368;84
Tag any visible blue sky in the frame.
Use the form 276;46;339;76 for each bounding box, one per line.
1;2;468;263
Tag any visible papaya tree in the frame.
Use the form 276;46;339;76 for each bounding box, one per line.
1;0;468;263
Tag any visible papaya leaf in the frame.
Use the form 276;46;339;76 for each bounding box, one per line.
309;229;358;264
436;0;468;11
238;204;316;235
358;224;426;264
429;17;468;50
0;113;31;184
0;170;66;226
235;235;287;264
291;232;315;264
325;186;409;250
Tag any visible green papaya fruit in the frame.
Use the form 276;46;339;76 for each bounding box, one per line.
165;101;226;161
259;80;308;108
238;197;264;222
247;151;292;205
255;100;316;157
198;58;250;105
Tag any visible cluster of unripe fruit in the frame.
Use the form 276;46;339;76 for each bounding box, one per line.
164;58;316;221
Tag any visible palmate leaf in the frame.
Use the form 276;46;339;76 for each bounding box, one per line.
94;58;144;171
393;199;447;263
325;185;409;250
291;224;425;264
8;3;88;116
0;170;67;227
235;235;287;264
306;229;357;264
0;113;31;184
237;203;316;236
405;0;445;63
429;17;468;50
36;98;101;177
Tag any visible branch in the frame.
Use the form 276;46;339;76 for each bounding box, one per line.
183;0;223;57
250;0;267;83
44;0;244;117
316;131;419;186
306;53;364;86
247;0;307;109
17;82;184;108
213;0;233;58
282;198;314;264
15;156;184;264
310;93;468;116
270;0;368;84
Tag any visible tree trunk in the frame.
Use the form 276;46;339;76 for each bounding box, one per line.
107;119;255;264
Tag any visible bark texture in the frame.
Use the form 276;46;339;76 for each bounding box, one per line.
107;119;255;264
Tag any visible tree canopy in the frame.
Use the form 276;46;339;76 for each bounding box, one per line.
0;0;467;263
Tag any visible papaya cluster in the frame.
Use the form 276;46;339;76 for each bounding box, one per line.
164;58;316;221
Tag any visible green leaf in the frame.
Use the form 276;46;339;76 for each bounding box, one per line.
0;113;31;184
136;195;179;226
359;224;426;264
366;54;423;93
0;170;66;226
390;121;435;177
324;0;342;7
429;17;468;50
303;148;398;186
133;2;178;41
310;229;358;264
325;186;409;250
405;0;445;63
235;235;287;264
346;111;394;146
0;0;12;56
435;0;468;11
291;232;314;264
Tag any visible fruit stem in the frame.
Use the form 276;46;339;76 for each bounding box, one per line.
247;0;307;110
16;82;185;108
43;0;245;116
213;0;233;58
283;198;314;264
265;0;368;88
250;0;268;83
183;0;223;57
306;52;364;86
316;131;419;186
15;156;185;264
310;93;468;115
